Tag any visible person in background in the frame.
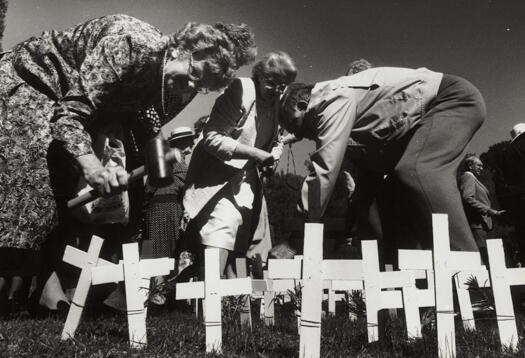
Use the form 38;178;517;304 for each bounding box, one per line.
184;51;297;278
497;123;525;266
145;126;195;307
459;155;505;265
0;14;256;316
346;58;373;76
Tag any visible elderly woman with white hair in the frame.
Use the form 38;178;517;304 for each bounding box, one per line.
0;14;256;314
184;51;297;277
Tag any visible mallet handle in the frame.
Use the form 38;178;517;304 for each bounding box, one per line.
67;150;179;209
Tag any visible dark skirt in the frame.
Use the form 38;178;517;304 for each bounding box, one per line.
0;248;41;277
145;194;182;258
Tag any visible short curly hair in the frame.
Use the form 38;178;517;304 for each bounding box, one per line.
168;22;257;91
252;51;297;84
464;155;481;171
346;58;372;75
278;82;314;130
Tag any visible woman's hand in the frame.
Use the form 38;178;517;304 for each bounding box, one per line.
84;166;129;196
270;142;284;162
232;143;274;166
255;149;275;166
280;133;299;145
488;209;506;217
77;154;129;196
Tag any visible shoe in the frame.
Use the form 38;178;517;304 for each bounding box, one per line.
56;300;71;318
5;298;22;317
268;243;297;259
103;287;127;312
150;292;166;306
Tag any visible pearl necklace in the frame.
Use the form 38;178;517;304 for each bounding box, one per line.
161;49;168;118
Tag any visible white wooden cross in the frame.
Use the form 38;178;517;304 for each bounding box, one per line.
175;248;252;353
486;238;525;351
325;281;346;317
432;214;482;358
322;279;358;318
398;248;490;341
91;243;174;348
266;254;303;329
251;271;275;326
269;224;364;358
235;258;252;328
61;235;116;340
385;264;399;319
361;240;412;343
298;223;324;358
266;262;300;330
453;265;490;331
330;279;364;321
398;249;435;339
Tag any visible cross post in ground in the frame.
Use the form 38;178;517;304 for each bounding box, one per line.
432;214;482;358
486;238;525;351
175;248;252;353
61;235;116;340
91;243;174;348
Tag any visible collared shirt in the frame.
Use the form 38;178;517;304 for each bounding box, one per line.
302;67;443;216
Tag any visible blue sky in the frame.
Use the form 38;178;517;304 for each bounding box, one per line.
4;0;525;174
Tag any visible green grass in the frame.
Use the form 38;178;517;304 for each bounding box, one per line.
0;303;524;357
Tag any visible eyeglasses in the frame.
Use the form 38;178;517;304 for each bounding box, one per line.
262;76;287;93
188;53;209;94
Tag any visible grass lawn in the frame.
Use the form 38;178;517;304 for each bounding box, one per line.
0;302;524;357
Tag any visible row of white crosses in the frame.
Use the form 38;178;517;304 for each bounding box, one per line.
61;238;252;353
398;217;525;355
60;237;173;348
396;215;483;358
268;224;412;357
267;214;524;358
399;248;488;339
60;213;525;357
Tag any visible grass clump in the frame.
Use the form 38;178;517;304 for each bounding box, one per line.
0;301;524;357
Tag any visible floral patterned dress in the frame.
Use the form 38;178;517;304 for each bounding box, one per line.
0;14;195;271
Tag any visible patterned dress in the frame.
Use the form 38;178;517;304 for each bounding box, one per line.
145;161;188;258
0;14;195;273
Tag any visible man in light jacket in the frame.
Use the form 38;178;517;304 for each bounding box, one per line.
278;67;486;256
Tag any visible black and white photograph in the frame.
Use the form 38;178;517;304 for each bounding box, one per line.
0;1;525;357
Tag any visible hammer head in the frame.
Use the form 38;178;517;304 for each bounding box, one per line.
144;136;174;188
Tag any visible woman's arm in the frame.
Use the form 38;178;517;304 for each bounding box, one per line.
52;34;151;194
302;95;356;219
202;78;273;164
76;153;129;196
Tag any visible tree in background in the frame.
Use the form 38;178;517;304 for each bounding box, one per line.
0;0;7;52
